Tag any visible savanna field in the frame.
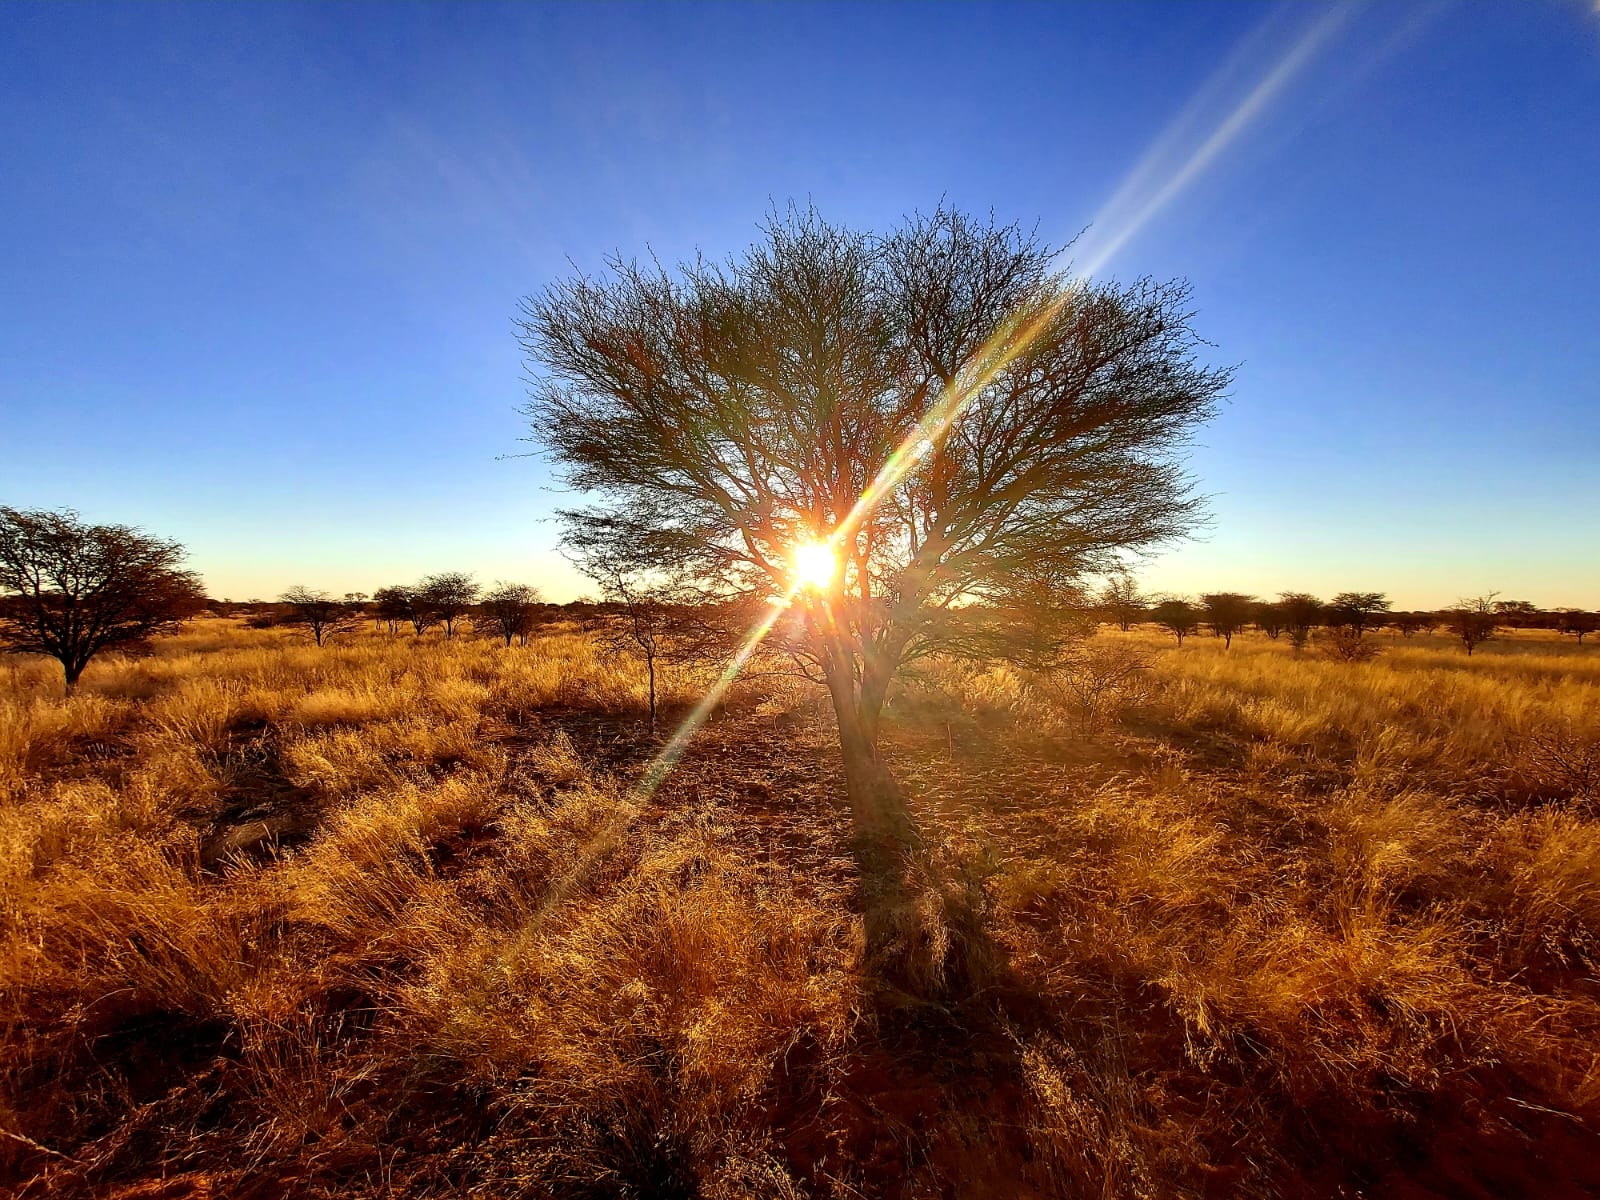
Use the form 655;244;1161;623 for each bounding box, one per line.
3;618;1598;1198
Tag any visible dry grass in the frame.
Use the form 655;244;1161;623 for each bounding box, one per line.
2;619;1598;1197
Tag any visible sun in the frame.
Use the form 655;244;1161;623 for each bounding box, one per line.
791;540;838;591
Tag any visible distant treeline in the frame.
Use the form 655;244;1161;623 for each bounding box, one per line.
1095;579;1598;656
217;578;625;648
213;581;1600;658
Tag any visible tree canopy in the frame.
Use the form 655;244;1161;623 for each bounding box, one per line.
0;507;206;689
518;206;1228;852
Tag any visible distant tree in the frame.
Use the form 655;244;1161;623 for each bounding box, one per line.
1200;592;1255;649
1150;598;1201;646
1278;592;1324;651
1441;594;1498;656
341;591;375;631
479;581;542;647
1554;609;1598;647
1325;592;1391;638
1390;612;1434;638
279;586;362;647
1098;572;1147;632
0;507;206;691
1492;599;1540;629
372;585;417;635
419;572;479;638
563;515;725;734
243;603;282;629
1254;599;1286;640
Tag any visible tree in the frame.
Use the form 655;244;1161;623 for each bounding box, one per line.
1555;609;1598;646
1200;592;1254;649
1441;594;1498;656
279;586;362;646
1390;612;1434;638
419;572;479;638
519;206;1226;892
1150;598;1201;645
0;507;206;691
562;515;734;734
1492;599;1540;628
1278;592;1323;651
479;581;542;647
1326;592;1391;638
1254;599;1286;639
372;585;417;635
1098;572;1146;632
341;591;374;631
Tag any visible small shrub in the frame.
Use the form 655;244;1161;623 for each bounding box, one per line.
1322;626;1382;664
1520;719;1600;808
1037;641;1154;731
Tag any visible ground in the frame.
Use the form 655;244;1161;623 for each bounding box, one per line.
2;619;1598;1197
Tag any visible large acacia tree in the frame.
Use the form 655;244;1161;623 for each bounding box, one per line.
519;208;1227;852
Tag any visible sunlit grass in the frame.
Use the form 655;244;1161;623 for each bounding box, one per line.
2;617;1597;1194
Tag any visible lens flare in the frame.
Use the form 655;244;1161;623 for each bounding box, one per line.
792;540;838;591
518;35;1368;928
1074;4;1354;279
504;589;794;943
521;7;1363;921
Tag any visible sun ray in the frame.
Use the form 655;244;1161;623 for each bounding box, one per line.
570;23;1368;871
502;585;797;946
631;591;793;803
1075;4;1355;279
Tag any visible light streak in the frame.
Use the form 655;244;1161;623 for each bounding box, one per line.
513;6;1365;936
504;586;794;944
1075;3;1356;279
832;278;1083;552
812;3;1364;571
631;593;791;802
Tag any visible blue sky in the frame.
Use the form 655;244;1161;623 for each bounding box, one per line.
2;1;1596;607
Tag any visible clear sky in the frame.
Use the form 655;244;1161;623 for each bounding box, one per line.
2;1;1596;608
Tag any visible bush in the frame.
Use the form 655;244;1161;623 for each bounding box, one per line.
1322;626;1382;663
1037;641;1154;731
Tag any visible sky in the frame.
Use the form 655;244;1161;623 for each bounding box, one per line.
2;0;1597;609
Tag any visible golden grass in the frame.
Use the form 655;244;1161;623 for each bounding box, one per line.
1;618;1598;1196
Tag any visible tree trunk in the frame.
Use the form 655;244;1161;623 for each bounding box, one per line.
647;655;657;735
822;653;918;870
62;661;84;694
